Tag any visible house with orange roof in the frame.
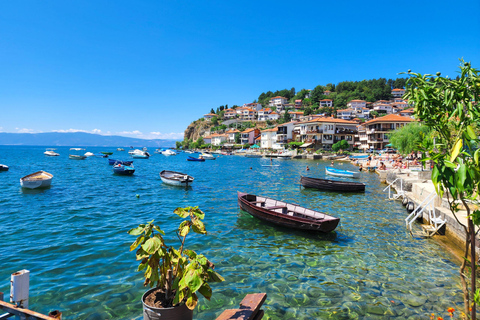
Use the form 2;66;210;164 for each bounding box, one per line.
273;121;298;149
258;108;272;121
268;111;280;121
211;133;228;146
226;129;240;143
223;108;237;119
236;107;257;121
319;99;333;108
269;96;288;111
242;102;263;111
399;108;415;119
288;111;304;120
347;100;367;109
391;88;405;98
203;135;213;144
240;128;260;145
357;114;415;150
337;108;355;120
260;127;277;149
373;103;393;114
294;117;358;150
204;113;217;121
294;99;302;109
324;90;331;96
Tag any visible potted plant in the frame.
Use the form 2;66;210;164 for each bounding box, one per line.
128;206;224;320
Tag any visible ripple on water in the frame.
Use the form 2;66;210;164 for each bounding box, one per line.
0;146;465;319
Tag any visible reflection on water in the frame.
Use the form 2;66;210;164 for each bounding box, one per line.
0;146;464;319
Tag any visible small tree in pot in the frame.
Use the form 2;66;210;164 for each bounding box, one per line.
128;206;224;319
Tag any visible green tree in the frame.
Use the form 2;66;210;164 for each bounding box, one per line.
369;110;379;118
235;133;240;144
404;60;480;318
211;117;219;126
332;140;349;152
283;111;292;123
175;141;182;149
210;108;215;114
387;122;431;155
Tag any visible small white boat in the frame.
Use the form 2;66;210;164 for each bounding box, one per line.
0;164;9;171
201;152;216;160
132;152;150;159
20;171;53;189
325;166;360;178
70;148;85;151
44;148;59;156
117;148;125;151
162;149;177;156
129;149;144;155
143;147;148;151
84;152;95;157
160;170;194;187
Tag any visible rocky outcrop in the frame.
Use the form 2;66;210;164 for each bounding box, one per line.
184;120;213;141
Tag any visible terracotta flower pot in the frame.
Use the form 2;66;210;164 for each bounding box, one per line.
142;288;193;320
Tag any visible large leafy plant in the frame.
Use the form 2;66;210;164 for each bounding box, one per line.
403;60;480;319
128;207;224;310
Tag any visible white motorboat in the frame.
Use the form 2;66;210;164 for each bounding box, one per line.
117;148;125;151
201;152;216;160
160;170;194;187
84;152;95;157
129;149;144;155
20;171;53;189
44;148;59;156
162;149;177;156
70;148;85;151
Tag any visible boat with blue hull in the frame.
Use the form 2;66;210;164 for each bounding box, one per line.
113;163;135;175
325;166;360;178
187;156;205;162
108;159;133;166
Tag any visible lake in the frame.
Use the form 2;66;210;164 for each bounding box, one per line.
0;146;462;319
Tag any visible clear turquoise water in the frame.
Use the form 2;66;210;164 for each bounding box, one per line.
0;146;463;319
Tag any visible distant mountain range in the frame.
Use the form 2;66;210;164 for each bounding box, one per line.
0;132;177;147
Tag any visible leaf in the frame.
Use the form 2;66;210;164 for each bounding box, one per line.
470;210;480;226
456;163;467;192
153;225;165;235
179;220;191;237
450;139;463;162
192;219;207;235
174;207;190;218
137;261;148;272
207;269;225;282
185;293;197;310
136;248;150;260
184;269;203;293
141;237;162;254
192;208;205;220
467;125;477;140
183;249;197;260
128;226;145;236
130;235;145;251
475;149;479;165
198;283;212;300
444;160;456;169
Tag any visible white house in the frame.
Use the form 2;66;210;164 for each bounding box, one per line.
373;104;394;114
319;99;333;107
236;107;256;121
391;88;405;98
269;96;288;110
257;108;272;121
223;109;237;119
336;108;354;120
204;113;217;121
347;100;367;109
260;128;277;149
225;129;240;143
211;133;227;146
242;102;263;111
268;112;280;120
274;121;297;149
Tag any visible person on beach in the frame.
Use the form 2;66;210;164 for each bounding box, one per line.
379;162;386;170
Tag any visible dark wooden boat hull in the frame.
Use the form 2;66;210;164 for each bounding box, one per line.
0;165;8;171
108;159;133;166
300;176;365;192
237;192;339;232
113;165;135;175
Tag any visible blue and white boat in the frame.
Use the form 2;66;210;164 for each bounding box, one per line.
350;155;369;160
108;159;133;166
113;163;135;175
187;156;205;162
325;166;360;178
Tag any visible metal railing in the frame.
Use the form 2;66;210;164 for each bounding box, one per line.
405;190;440;233
383;178;404;200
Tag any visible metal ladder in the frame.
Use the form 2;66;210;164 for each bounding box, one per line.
383;178;405;200
405;191;445;237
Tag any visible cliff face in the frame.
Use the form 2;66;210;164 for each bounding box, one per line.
183;120;213;141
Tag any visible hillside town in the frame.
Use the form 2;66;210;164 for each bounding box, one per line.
199;88;415;152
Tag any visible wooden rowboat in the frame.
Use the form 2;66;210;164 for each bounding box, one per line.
160;170;194;187
69;154;87;160
20;171;53;189
325;166;360;178
237;192;340;232
300;176;365;192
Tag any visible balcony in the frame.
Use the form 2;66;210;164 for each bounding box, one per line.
367;129;375;134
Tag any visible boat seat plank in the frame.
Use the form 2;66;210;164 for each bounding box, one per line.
265;206;287;210
250;201;266;205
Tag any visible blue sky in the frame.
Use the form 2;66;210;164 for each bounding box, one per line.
1;1;479;140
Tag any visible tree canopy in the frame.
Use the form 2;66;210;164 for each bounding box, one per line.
387;122;432;155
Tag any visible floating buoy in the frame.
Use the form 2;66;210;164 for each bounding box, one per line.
136;194;140;198
402;197;408;206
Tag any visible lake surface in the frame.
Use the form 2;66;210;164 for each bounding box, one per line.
0;146;463;319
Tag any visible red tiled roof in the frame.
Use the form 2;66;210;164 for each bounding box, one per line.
364;114;415;125
204;113;217;116
348;100;366;103
300;117;358;125
270;96;287;100
392;88;405;91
